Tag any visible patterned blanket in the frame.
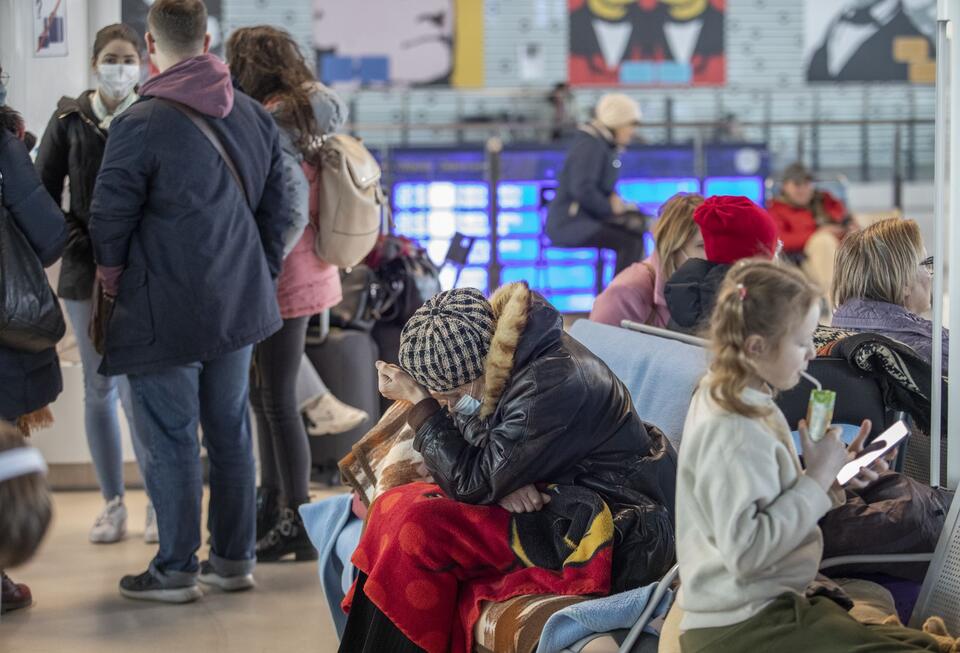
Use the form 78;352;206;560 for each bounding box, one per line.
344;482;615;653
338;400;424;506
822;332;947;435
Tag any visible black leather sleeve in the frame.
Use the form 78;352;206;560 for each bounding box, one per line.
413;356;590;505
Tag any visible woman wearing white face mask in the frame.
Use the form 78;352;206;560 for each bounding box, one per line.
35;24;154;547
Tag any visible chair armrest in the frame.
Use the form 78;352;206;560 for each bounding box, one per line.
559;564;680;653
620;321;708;348
819;553;934;570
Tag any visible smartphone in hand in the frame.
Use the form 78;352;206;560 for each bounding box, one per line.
835;421;909;485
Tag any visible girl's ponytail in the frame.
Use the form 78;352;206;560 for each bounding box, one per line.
706;260;820;417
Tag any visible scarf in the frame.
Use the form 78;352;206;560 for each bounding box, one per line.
91;90;139;131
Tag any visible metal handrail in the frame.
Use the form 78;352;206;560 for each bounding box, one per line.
620;321;708;348
347;117;934;133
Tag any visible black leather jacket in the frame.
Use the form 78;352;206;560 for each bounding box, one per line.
412;295;677;517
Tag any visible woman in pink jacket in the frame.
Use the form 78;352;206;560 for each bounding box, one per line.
591;193;705;328
227;27;367;562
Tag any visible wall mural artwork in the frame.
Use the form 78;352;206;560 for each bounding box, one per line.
313;0;484;88
568;0;725;87
805;0;935;83
34;0;68;58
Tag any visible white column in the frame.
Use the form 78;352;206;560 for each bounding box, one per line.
932;0;950;488
86;0;125;95
947;0;960;489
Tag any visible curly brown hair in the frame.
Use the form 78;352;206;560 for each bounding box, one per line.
707;260;819;418
226;26;319;155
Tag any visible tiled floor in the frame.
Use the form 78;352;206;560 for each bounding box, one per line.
1;489;342;653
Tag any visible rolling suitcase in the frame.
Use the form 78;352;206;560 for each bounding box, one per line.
305;327;382;482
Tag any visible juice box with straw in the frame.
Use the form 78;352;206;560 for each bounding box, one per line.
801;371;836;442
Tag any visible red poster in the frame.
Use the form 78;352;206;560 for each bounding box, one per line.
568;0;726;86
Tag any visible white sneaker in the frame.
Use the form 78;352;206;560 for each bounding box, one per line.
302;393;369;436
144;502;159;544
90;496;127;544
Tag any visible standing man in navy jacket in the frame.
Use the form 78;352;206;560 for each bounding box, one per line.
90;0;288;603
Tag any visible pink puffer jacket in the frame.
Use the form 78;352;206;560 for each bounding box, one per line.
276;223;341;319
271;84;346;319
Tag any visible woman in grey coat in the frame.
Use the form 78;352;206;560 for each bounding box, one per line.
831;217;946;370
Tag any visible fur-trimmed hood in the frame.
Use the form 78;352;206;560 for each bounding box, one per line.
479;282;564;419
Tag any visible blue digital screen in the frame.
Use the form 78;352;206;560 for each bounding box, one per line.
388;147;768;311
498;183;541;209
703;177;764;204
617;178;700;205
498;212;540;236
549;293;598;313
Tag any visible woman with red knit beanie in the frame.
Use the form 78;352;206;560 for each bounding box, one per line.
664;195;779;335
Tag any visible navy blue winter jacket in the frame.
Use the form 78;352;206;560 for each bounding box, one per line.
546;123;621;246
90;55;288;376
0;129;67;420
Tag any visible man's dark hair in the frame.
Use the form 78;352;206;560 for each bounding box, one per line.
148;0;207;55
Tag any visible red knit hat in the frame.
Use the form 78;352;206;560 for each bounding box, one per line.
693;195;778;264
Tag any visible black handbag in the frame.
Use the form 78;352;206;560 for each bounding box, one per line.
330;236;441;332
0;171;66;353
330;264;385;332
374;244;442;326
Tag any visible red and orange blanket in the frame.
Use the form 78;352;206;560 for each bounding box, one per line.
342;481;615;653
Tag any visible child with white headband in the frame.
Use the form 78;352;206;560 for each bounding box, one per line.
0;422;52;615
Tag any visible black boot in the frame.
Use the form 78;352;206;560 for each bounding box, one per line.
256;487;283;542
256;507;318;562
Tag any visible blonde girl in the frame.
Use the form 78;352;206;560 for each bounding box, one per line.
674;260;938;653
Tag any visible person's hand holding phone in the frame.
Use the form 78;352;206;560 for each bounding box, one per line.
835;419;905;489
839;419;894;490
803;419;896;494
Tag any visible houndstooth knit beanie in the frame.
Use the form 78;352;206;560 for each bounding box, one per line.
399;288;496;392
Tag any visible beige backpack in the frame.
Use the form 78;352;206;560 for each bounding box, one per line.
305;134;384;268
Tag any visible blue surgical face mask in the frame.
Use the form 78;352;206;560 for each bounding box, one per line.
452;394;482;416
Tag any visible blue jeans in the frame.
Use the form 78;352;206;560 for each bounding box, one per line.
128;345;256;586
63;298;148;501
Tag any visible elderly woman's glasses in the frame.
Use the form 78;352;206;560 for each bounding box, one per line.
921;256;935;275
